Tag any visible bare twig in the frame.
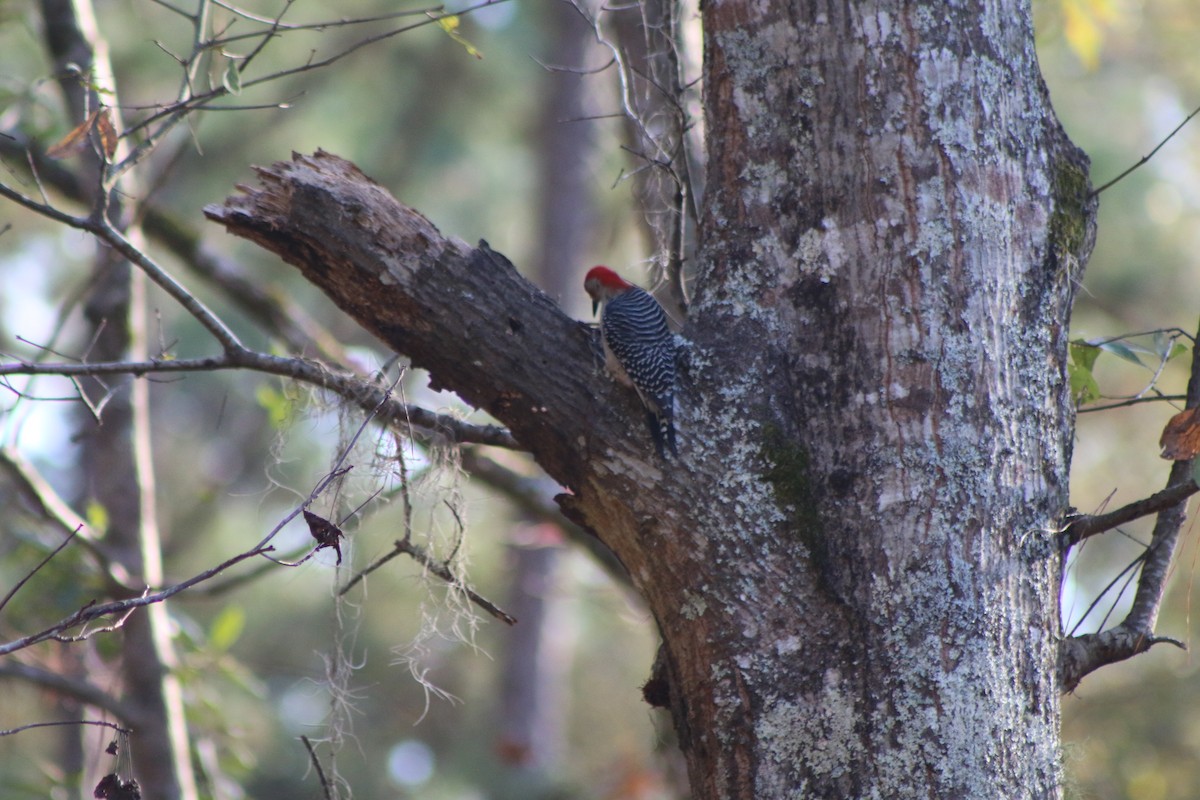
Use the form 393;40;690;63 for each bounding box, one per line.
0;131;352;362
300;736;335;800
339;537;516;625
0;352;520;449
1080;393;1185;413
0;448;132;589
0;719;131;737
587;0;699;316
0;526;81;614
115;0;513;164
0;545;272;657
210;4;438;42
0;662;136;721
0;181;240;349
1065;549;1147;637
460;448;629;585
1061;481;1200;547
1092;102;1200;196
1059;318;1200;691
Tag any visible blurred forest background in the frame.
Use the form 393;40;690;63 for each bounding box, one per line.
0;0;1198;798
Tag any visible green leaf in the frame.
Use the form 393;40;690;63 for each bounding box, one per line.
1096;339;1143;367
255;383;292;428
1169;342;1189;361
223;61;242;96
1068;362;1101;406
434;14;483;59
209;605;245;652
85;500;109;535
1069;340;1101;372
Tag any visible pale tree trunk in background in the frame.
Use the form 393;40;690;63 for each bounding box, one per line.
207;0;1096;793
497;530;569;779
42;1;197;796
493;2;597;789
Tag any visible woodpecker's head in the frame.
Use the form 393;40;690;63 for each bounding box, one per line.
584;265;632;315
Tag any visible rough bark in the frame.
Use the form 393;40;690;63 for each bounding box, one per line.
205;0;1095;794
688;0;1093;795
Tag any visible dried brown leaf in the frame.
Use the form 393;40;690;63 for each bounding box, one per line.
46;110;100;159
95;108;118;161
1160;406;1200;460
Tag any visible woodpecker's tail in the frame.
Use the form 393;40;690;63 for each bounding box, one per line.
647;411;678;459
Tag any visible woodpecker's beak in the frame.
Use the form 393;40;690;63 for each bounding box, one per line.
591;299;599;316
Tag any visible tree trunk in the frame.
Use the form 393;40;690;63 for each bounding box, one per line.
43;0;198;794
683;0;1093;794
205;0;1095;795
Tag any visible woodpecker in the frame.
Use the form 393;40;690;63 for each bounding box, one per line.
584;265;677;457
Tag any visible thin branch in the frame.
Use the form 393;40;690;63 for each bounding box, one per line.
0;545;272;657
0;132;350;362
0;448;133;590
1080;393;1185;413
0;526;80;614
106;0;506;186
0;662;136;721
1059;317;1200;690
300;736;335;800
94;216;243;349
1065;548;1146;637
1061;481;1200;547
460;449;630;585
252;390;382;566
0;719;130;737
1082;327;1195;346
0;180;241;349
339;538;516;625
0;352;521;449
116;0;512;151
1092;101;1200;196
210;5;439;42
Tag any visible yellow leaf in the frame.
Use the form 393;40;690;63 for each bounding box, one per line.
85;500;109;535
429;13;483;59
1062;0;1118;71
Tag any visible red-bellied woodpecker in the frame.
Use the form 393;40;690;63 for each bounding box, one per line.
584;265;677;457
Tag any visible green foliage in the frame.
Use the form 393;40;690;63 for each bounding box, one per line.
1068;341;1102;405
254;382;294;428
1068;333;1189;406
222;59;242;96
209;604;246;652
